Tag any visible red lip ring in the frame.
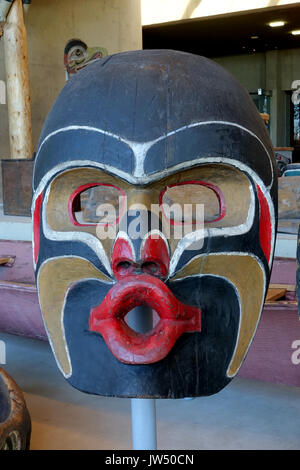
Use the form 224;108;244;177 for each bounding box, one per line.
89;274;201;364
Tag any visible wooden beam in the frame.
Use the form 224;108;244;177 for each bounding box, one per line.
266;288;287;302
0;256;15;266
3;0;32;159
269;283;296;292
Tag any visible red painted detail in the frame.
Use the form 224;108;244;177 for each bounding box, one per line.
112;233;170;279
112;237;135;278
257;185;272;263
63;53;68;69
159;180;226;225
140;234;169;277
33;192;43;264
89;274;201;364
68;183;125;227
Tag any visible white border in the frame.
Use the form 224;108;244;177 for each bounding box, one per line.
34;121;274;186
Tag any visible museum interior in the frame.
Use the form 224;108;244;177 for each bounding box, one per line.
1;0;300;451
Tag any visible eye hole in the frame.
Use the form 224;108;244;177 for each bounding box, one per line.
160;181;225;224
69;183;125;226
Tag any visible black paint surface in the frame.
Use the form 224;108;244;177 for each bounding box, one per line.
64;277;239;398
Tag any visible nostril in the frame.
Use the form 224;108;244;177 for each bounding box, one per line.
113;259;135;279
141;261;159;275
117;261;132;270
113;260;135;279
140;234;169;278
116;261;133;275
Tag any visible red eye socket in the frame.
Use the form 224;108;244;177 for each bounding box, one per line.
68;183;125;226
33;191;43;264
159;181;226;225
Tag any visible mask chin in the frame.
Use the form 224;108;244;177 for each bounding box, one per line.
62;275;240;397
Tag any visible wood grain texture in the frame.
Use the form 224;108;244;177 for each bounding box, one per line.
0;367;31;450
266;288;286;302
3;0;32;160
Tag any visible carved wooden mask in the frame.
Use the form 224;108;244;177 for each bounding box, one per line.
32;50;277;398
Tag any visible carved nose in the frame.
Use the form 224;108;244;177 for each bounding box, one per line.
112;235;169;280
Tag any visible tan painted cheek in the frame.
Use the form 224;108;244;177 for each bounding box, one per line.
38;257;111;376
172;254;265;377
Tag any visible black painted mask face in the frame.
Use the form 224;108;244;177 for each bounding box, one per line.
32;50;277;398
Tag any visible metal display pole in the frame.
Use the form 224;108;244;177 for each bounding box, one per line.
131;398;157;450
128;306;157;450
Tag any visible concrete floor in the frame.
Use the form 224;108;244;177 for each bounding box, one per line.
1;332;300;450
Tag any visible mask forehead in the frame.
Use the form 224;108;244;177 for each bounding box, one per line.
33;50;276;194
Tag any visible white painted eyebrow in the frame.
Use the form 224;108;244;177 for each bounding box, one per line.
34;120;274;187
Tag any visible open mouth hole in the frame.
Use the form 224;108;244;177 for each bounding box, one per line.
124;306;160;334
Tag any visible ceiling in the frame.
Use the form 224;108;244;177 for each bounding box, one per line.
143;4;300;57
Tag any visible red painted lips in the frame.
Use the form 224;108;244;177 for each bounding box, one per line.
89;274;201;364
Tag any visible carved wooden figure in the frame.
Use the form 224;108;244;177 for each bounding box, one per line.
32;50;277;398
63;38;108;78
0;368;31;450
